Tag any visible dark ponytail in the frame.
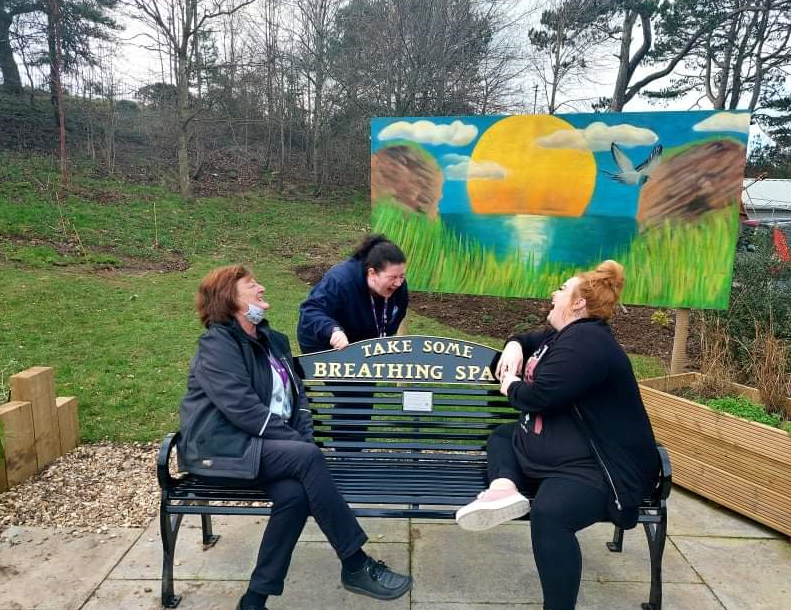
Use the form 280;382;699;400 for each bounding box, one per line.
352;234;406;272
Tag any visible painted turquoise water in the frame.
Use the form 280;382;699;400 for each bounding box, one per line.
441;214;638;268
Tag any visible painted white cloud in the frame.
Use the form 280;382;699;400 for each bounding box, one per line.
444;156;507;181
378;119;478;146
537;121;658;151
442;153;469;164
693;112;750;134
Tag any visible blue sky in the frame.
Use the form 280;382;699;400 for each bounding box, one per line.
371;110;751;218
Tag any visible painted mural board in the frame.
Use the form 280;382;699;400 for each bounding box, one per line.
370;111;750;309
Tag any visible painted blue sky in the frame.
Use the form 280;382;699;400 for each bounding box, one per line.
371;110;751;218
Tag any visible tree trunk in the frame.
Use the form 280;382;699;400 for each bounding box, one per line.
0;15;22;94
177;57;193;200
46;0;67;185
46;8;58;124
671;309;691;374
313;67;323;189
609;11;636;112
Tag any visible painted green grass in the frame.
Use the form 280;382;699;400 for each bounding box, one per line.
373;200;738;309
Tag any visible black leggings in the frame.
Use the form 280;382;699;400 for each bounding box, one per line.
487;423;610;610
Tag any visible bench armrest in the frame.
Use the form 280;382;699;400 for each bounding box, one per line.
157;432;180;490
657;444;672;500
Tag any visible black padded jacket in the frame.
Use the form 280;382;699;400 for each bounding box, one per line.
178;319;314;480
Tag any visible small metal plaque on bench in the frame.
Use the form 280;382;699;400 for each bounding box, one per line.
403;391;433;412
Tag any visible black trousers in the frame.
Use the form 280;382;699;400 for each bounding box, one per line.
202;439;367;596
487;423;609;610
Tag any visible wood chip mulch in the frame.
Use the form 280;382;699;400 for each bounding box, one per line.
0;442;160;534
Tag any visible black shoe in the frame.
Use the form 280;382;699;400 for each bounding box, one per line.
235;599;268;610
341;557;413;600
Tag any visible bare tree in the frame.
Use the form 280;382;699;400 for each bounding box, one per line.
526;0;609;113
576;0;787;111
291;0;342;190
647;0;791;110
127;0;255;199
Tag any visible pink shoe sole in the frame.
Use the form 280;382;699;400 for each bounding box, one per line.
455;493;530;531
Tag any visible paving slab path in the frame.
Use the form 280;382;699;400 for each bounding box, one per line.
1;486;788;610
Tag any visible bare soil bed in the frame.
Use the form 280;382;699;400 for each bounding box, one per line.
296;263;684;364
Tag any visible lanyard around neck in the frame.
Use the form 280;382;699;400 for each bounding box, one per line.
370;294;388;338
267;353;289;388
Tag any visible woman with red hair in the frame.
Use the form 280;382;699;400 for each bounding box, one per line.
178;265;412;610
455;260;660;610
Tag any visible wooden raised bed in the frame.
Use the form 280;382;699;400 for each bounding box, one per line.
639;372;791;537
0;367;79;492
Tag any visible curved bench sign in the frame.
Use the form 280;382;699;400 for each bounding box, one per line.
294;335;500;385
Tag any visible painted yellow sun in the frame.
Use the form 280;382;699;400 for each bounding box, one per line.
468;115;596;216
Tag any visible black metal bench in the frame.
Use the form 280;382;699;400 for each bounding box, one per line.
158;335;671;609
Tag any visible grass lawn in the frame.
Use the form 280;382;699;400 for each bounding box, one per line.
0;152;666;443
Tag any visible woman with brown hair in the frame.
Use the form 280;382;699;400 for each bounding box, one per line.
455;260;660;610
178;265;412;610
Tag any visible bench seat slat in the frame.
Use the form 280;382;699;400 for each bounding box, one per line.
165;460;663;509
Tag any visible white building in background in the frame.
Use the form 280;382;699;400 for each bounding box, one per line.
743;179;791;220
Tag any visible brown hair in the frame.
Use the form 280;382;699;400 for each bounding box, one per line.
196;264;250;328
574;260;624;321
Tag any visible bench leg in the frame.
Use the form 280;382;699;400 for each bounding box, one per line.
201;513;220;549
607;525;624;552
641;504;667;610
160;502;184;608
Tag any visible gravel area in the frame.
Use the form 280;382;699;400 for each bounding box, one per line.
0;442;160;534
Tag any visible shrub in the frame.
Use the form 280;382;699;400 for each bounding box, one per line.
650;310;671;328
751;328;791;418
701;227;791;387
695;316;737;399
703;395;790;432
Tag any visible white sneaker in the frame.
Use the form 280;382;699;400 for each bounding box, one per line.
455;488;530;531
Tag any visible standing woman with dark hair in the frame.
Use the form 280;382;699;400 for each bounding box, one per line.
297;234;408;448
179;265;412;610
297;234;408;353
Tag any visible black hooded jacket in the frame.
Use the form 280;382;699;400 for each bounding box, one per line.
297;257;408;353
506;318;660;527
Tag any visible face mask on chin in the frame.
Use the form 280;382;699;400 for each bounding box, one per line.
244;303;266;325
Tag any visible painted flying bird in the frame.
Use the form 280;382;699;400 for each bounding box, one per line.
603;143;663;185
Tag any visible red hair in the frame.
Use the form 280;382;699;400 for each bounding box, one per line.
195;265;250;327
574;260;624;321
